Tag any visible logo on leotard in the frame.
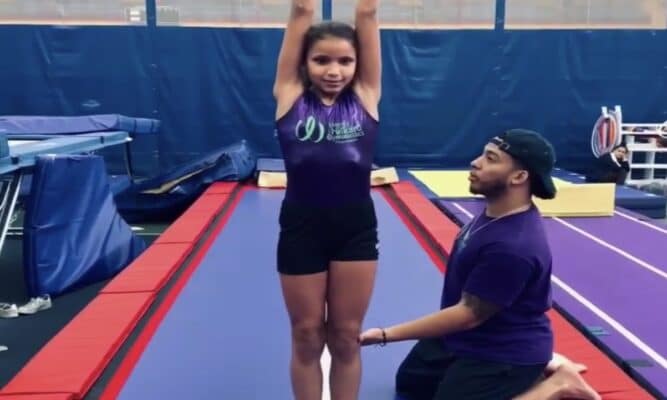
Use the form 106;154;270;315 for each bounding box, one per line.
295;116;325;143
328;122;364;143
295;115;364;144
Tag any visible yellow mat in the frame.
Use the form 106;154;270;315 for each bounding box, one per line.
258;167;400;189
534;183;615;217
409;170;573;198
410;170;614;217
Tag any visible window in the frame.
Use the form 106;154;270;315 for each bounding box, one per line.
0;0;146;25
156;0;322;27
505;0;667;29
333;0;496;29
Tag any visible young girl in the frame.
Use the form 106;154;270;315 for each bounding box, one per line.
272;1;381;399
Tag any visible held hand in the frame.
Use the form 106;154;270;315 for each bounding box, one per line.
358;328;386;346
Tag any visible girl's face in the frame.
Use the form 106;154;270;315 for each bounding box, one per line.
305;36;357;98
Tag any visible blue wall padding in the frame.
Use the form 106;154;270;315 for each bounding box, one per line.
0;26;665;175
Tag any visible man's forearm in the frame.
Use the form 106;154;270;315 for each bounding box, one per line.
383;305;479;343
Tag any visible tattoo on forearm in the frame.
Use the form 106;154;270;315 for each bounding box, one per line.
462;292;500;321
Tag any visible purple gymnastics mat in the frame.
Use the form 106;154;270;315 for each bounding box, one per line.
434;198;667;398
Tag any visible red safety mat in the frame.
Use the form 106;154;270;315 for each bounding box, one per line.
389;182;460;257
0;293;153;397
0;394;75;400
101;242;193;293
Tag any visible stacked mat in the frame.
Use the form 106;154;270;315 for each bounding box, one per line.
552;168;667;219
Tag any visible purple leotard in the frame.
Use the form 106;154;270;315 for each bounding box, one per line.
276;88;379;207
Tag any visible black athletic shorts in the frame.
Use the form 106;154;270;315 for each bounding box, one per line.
277;197;379;275
396;338;547;400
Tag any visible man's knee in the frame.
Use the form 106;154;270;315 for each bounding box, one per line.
433;359;548;400
394;339;451;400
395;356;416;393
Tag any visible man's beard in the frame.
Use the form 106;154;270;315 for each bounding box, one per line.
470;179;508;199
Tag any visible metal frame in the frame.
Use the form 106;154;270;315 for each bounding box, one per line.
0;131;131;257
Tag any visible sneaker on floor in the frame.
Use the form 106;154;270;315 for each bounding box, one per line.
0;303;18;318
0;345;7;352
18;295;52;315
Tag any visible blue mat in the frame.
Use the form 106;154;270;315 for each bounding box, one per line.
23;155;145;297
115;140;256;222
0;114;159;136
113;189;442;399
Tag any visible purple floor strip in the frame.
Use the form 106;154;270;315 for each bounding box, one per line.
562;213;667;273
114;189;444;399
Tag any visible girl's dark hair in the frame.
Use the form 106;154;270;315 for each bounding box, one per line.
300;21;359;86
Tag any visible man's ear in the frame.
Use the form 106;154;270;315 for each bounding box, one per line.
510;169;529;185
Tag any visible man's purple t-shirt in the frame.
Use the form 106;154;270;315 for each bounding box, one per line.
440;204;554;365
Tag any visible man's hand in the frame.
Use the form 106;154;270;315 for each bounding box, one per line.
358;328;385;346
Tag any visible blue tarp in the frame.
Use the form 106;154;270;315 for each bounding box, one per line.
0;114;160;136
22;154;146;297
115;140;256;222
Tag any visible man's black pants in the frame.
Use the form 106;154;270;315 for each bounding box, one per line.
396;338;547;400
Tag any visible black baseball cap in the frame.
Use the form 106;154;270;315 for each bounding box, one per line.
489;129;557;199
